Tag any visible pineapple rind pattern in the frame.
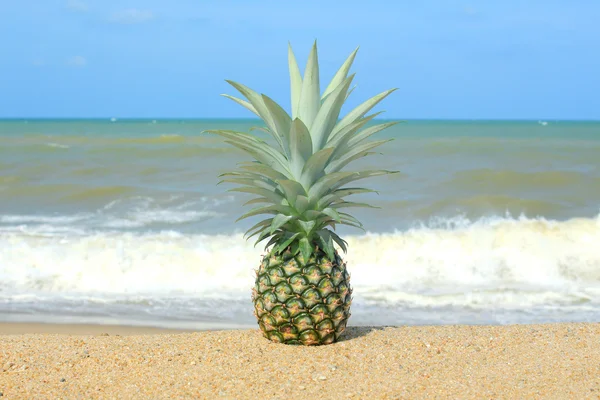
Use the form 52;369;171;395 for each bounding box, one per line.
252;248;352;345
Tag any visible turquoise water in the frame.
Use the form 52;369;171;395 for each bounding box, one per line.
1;119;599;328
2;119;599;229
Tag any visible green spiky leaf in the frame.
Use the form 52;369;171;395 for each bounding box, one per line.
348;121;399;148
307;171;357;202
218;177;277;191
294;195;309;214
243;197;273;206
331;201;380;209
321;207;342;223
328;139;394;172
275;232;300;254
255;229;274;246
310;75;354;152
330;88;397;138
289;240;300;256
329;170;397;192
236;205;295;222
264;235;282;250
339;212;365;230
261;95;292;158
297;41;320;128
270;214;294;234
228;186;284;204
278;180;306;207
335;187;379;197
288;118;313;177
326;112;380;150
298;220;316;235
221;94;259;116
329;230;348;253
318;187;378;208
300;147;335;188
239;164;289;181
322;47;358;99
298;237;313;265
288;43;303;119
316;229;336;260
245;219;274;240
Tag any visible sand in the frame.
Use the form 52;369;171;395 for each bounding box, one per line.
0;322;194;336
1;323;599;399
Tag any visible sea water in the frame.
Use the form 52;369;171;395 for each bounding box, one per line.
1;119;599;328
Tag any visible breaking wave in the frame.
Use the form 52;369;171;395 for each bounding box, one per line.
1;215;598;315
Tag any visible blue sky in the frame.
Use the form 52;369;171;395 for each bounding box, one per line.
0;1;598;119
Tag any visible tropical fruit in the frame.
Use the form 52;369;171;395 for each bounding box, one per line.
206;41;397;345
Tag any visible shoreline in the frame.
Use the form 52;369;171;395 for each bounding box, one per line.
1;322;599;398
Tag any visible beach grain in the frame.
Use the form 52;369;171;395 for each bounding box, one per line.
1;323;599;399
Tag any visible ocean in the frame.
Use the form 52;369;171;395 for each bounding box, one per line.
1;119;599;329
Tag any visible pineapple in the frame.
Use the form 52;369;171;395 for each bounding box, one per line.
205;41;397;345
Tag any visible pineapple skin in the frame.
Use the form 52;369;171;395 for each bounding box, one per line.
252;248;352;345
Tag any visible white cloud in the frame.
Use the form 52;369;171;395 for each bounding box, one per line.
67;56;87;67
66;0;88;12
109;9;154;24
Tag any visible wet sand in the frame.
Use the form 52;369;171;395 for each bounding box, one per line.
1;322;599;399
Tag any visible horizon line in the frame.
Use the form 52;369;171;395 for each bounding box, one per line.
0;117;599;122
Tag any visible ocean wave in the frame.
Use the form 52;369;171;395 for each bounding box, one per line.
100;209;221;228
0;196;231;233
1;214;599;308
0;213;92;225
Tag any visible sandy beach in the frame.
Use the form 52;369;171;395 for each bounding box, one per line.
0;323;598;399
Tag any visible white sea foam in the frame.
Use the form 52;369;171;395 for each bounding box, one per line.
1;214;598;296
0;196;230;232
348;214;600;288
100;209;221;228
0;214;92;225
1;214;599;326
99;197;226;228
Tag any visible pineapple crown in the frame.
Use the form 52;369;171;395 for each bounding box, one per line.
204;41;398;264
